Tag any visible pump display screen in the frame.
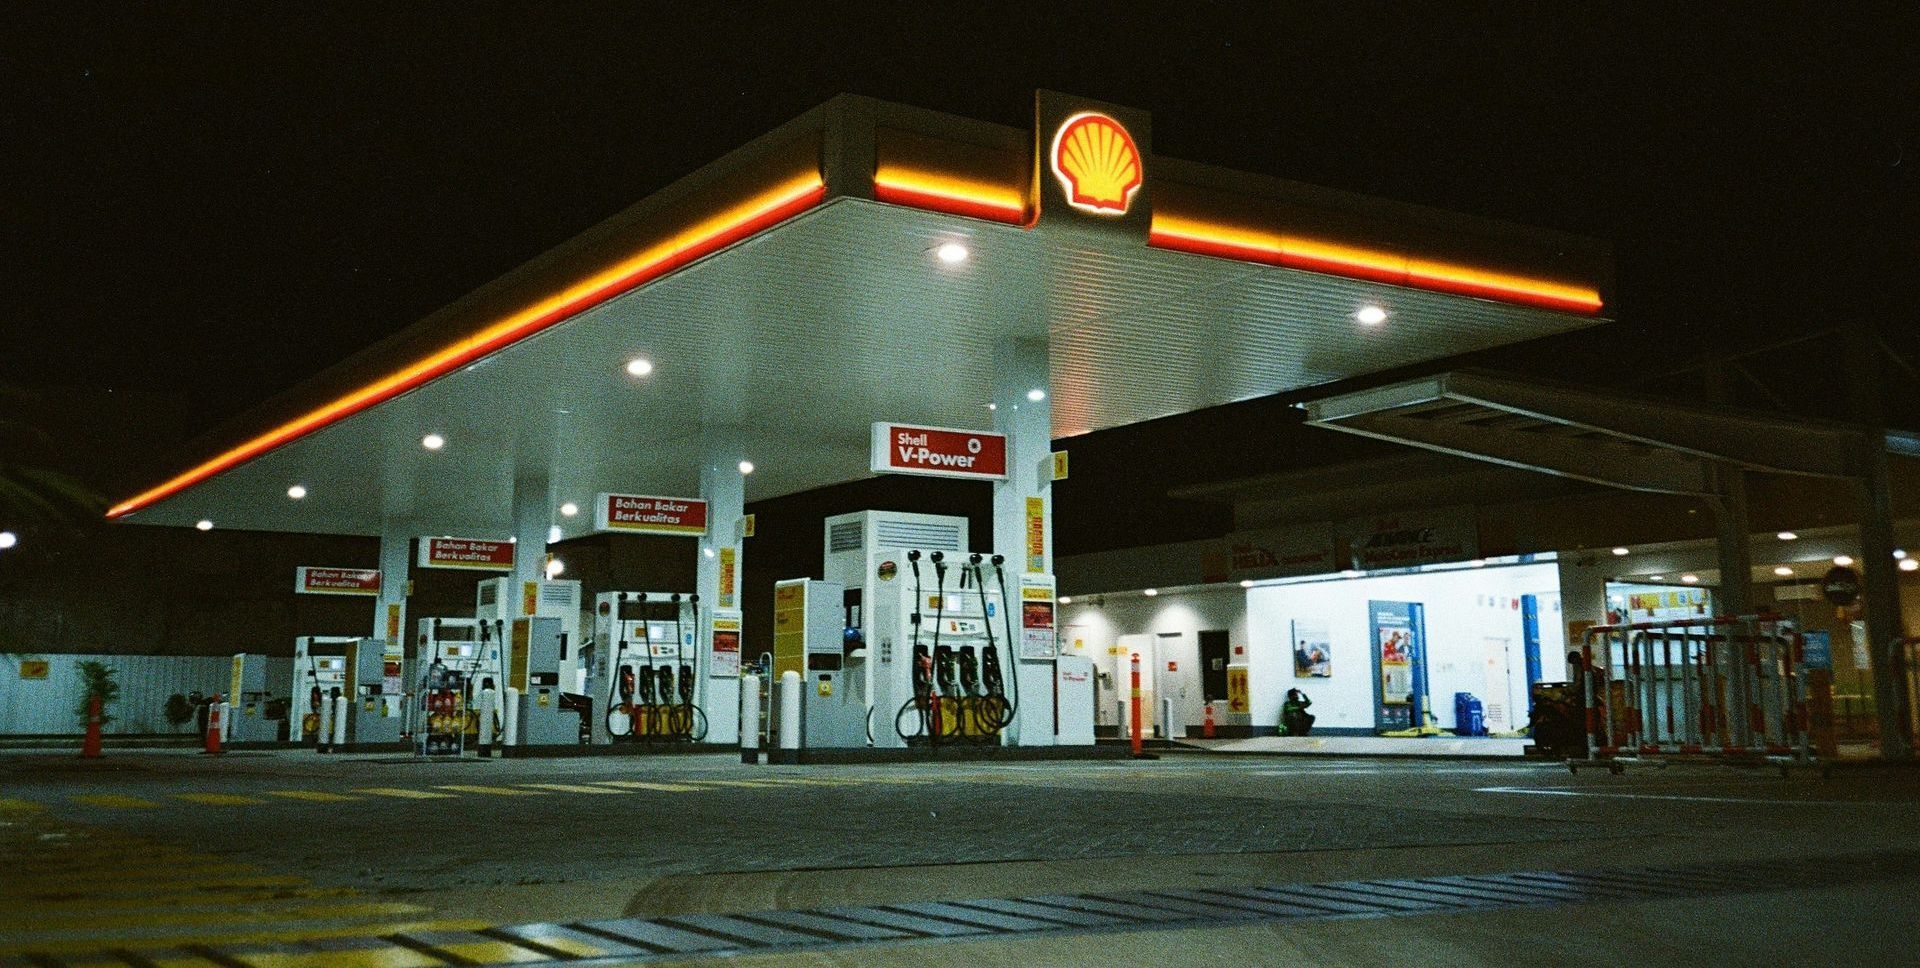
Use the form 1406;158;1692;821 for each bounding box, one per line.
314;657;345;671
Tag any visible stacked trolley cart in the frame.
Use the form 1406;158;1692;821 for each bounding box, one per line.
1570;614;1819;776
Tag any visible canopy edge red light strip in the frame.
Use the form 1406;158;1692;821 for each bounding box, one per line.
107;172;828;520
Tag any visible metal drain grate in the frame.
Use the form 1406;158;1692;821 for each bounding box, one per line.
18;851;1913;966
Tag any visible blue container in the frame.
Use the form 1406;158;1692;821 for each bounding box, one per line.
1453;692;1487;737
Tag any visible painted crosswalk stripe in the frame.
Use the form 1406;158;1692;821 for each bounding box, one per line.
518;783;629;795
589;780;709;793
435;784;547;796
354;787;457;799
70;793;160;809
266;790;363;802
173;793;268;806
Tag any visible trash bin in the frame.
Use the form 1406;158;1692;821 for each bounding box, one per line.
1453;692;1486;737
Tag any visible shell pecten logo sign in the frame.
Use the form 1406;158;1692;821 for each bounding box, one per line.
1050;112;1143;216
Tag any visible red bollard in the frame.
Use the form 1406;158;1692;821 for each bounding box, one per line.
1129;654;1144;757
1203;700;1216;739
202;696;224;756
81;696;102;759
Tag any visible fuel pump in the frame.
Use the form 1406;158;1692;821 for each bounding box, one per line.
873;548;1033;749
591;591;705;744
411;618;497;756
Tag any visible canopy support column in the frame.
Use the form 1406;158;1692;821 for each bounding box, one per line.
375;524;411;651
511;473;551;607
1848;327;1912;761
698;432;745;745
993;336;1053;746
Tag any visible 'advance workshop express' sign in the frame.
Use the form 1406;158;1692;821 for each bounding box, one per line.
417;537;514;571
870;422;1007;480
594;493;708;536
294;566;381;596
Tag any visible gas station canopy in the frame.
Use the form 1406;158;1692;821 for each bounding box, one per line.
109;94;1611;537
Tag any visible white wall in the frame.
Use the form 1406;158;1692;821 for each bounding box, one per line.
1247;563;1566;733
0;653;282;735
1059;587;1247;732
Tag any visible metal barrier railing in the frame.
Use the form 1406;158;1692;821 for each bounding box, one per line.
1577;614;1811;766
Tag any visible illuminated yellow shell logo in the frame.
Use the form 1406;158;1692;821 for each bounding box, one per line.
1050;112;1143;215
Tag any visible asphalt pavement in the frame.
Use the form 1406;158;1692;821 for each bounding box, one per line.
2;747;1916;965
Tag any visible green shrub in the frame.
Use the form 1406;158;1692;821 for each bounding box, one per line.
75;661;119;727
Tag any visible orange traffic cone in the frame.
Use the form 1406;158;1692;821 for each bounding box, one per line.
81;696;102;759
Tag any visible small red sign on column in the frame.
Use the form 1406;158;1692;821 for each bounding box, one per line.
594;493;709;535
294;566;383;596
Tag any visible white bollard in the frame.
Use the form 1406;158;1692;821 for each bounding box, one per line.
316;697;333;752
1160;696;1174;741
219;701;234;742
503;687;520;746
477;687;497;755
777;670;802;757
332;695;349;747
739;674;762;764
1118;700;1129;741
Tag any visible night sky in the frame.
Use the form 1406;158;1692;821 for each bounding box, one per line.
7;4;1918;486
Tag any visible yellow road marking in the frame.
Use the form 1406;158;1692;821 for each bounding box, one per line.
685;779;786;788
265;790;363;802
434;940;551;964
434;784;547;796
0;796;46;811
517;783;627;794
173;793;268;806
0;900;429;933
353;787;456;799
0;918;490;956
70;793;160;809
17;885;360;912
233;947;441;968
2;873;306;898
589;780;708;793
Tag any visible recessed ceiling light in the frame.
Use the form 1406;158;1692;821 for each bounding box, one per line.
986;402;997;411
1648;574;1665;581
1142;588;1158;597
547;525;562;544
625;357;653;377
1356;305;1388;325
1341;569;1364;578
1777;531;1798;541
0;531;16;550
560;502;579;517
1681;574;1699;584
738;460;755;475
196;519;214;531
934;241;969;264
1469;559;1488;568
1026;388;1047;402
545;558;565;578
1773;566;1793;576
1058;596;1073;604
1896;549;1909;560
703;547;715;558
421;433;445;451
1902;559;1919;573
1834;555;1855;567
1611;547;1630;556
287;484;307;500
1239;579;1254;588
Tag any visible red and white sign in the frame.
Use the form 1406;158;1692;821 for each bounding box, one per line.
294;566;382;596
870;422;1007;480
594;493;708;536
417;537;515;571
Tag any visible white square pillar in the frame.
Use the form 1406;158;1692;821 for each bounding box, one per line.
510;473;553;604
698;432;746;745
992;336;1055;746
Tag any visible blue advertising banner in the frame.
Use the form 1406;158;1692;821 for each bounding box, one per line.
1370;601;1428;731
1801;630;1832;671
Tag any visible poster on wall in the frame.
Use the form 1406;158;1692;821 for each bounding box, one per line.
710;610;742;678
1018;574;1058;659
1292;619;1331;678
1370;600;1427;731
